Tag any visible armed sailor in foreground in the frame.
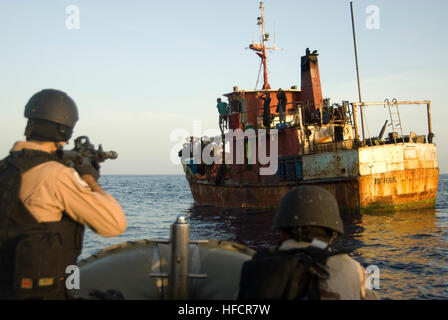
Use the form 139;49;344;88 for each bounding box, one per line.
238;185;377;300
0;89;126;299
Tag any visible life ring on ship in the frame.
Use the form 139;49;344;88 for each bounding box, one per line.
73;239;254;300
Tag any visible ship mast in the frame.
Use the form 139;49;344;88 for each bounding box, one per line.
259;2;269;89
249;1;272;90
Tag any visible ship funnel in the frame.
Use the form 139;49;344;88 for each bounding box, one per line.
301;49;323;118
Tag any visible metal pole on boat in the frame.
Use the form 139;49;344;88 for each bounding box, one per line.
222;132;225;165
427;102;433;143
260;1;270;89
352;103;360;142
168;215;190;299
350;1;366;144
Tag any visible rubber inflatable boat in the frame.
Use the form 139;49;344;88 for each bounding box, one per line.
73;217;254;300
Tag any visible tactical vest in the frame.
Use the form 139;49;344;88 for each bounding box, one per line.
0;149;85;300
237;246;349;300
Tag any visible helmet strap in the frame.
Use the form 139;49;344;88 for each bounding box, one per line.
25;119;73;142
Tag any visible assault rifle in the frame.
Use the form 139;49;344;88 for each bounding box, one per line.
59;136;118;168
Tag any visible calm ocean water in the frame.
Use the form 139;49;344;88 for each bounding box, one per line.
81;174;448;300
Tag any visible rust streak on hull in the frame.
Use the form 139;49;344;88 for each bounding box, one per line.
188;181;295;209
358;168;439;212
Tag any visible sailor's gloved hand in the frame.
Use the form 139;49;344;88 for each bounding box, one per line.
74;161;100;181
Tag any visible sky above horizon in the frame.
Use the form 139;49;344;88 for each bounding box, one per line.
1;0;447;174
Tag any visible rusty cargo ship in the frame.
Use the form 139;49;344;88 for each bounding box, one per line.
181;2;439;212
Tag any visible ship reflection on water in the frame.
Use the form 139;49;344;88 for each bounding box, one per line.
187;205;279;251
188;205;448;300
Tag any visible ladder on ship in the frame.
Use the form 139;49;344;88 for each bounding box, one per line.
385;98;404;144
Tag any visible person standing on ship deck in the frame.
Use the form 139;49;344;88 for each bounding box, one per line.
258;92;272;129
216;98;229;131
276;88;287;123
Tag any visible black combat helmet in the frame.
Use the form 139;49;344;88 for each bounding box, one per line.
25;89;78;127
24;89;78;142
273;186;344;234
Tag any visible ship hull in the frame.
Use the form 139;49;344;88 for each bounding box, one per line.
186;143;439;213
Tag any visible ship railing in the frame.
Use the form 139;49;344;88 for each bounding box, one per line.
224;99;305;129
350;100;433;145
225;100;352;131
309;139;356;155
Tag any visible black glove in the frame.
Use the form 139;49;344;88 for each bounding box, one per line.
74;161;100;181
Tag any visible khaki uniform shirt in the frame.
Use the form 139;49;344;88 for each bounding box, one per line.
280;239;377;300
11;141;126;237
